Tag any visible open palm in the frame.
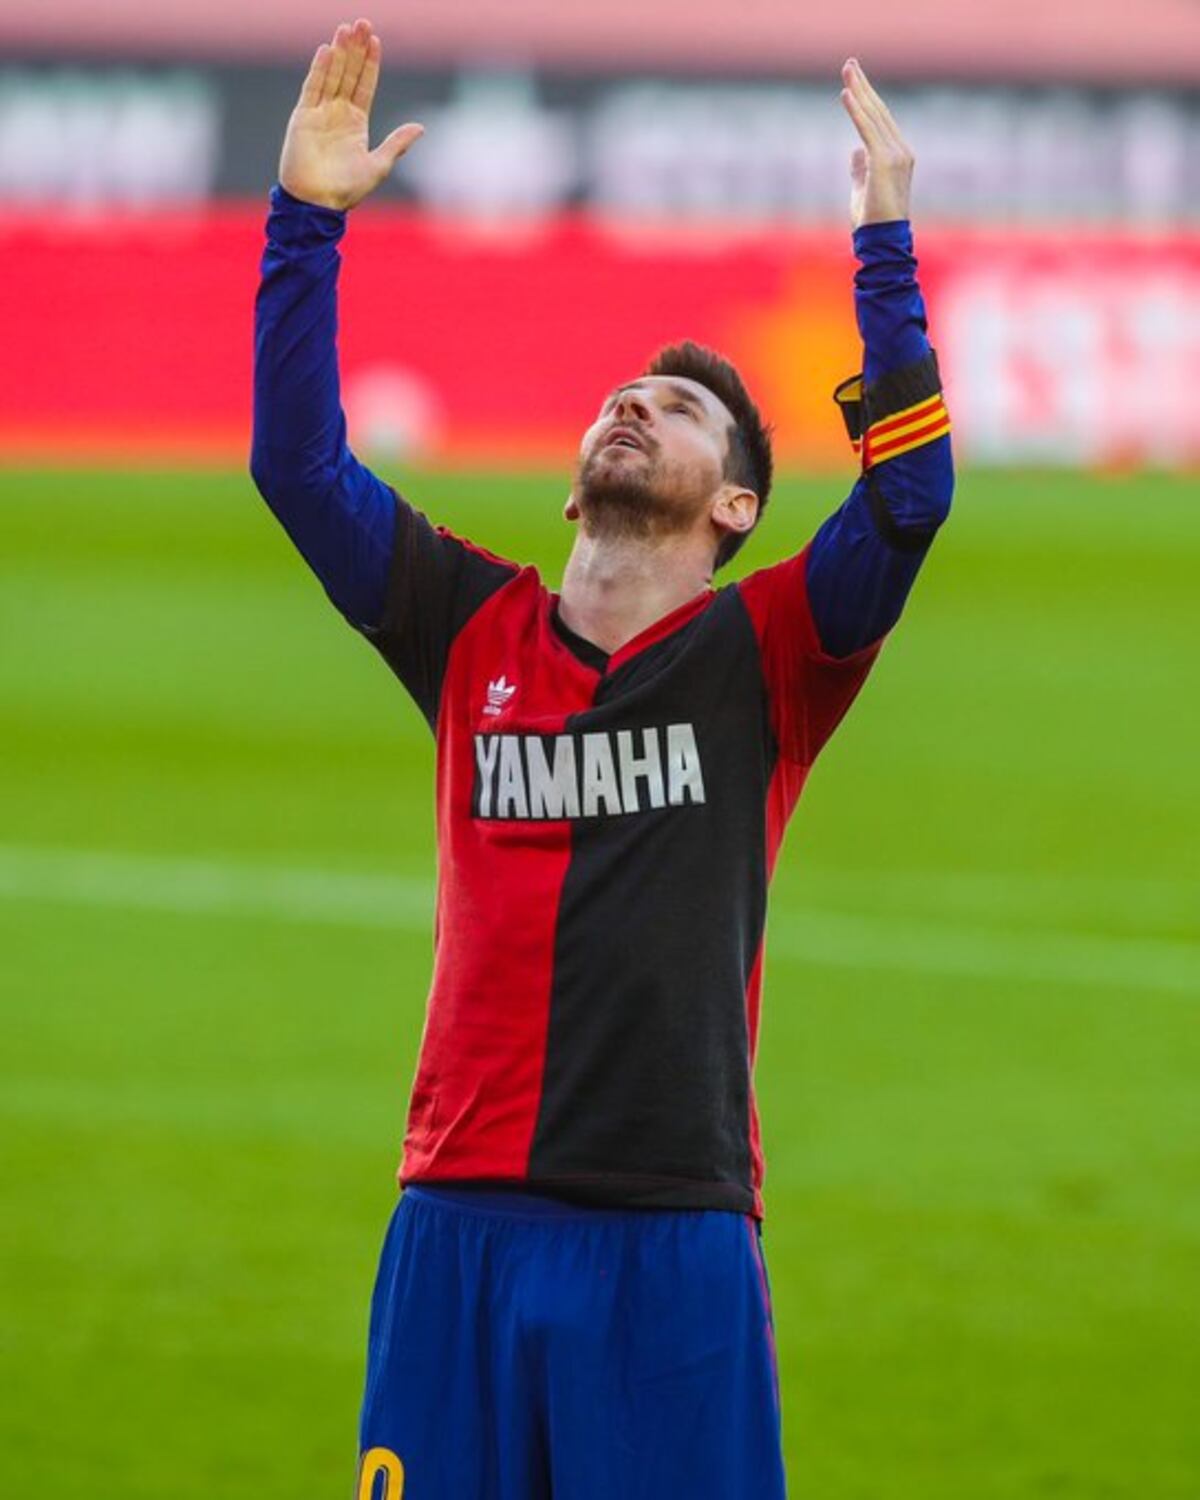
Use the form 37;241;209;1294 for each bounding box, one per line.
279;18;423;212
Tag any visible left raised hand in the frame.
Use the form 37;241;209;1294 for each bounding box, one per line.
839;58;914;230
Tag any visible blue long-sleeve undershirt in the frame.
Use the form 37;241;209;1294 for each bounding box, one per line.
804;219;954;655
251;185;393;628
250;187;952;654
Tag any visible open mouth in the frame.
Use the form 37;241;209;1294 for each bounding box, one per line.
604;428;647;453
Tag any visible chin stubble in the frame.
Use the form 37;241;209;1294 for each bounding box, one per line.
575;444;695;541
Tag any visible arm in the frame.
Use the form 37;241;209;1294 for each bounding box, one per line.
249;19;424;628
251;185;394;626
805;60;954;658
250;21;519;729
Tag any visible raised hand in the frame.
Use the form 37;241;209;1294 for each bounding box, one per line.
839;59;914;230
279;18;423;211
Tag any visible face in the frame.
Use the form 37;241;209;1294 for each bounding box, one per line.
569;376;751;548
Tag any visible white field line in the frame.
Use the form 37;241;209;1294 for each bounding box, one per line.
0;843;1196;998
0;844;432;931
773;911;1198;998
789;866;1200;934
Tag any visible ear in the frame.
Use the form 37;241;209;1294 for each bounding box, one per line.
711;484;758;541
564;491;581;522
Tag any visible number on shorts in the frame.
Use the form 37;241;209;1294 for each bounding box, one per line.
357;1447;404;1500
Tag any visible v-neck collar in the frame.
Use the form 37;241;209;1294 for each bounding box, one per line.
549;588;717;677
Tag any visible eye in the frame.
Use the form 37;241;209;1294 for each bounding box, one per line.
670;402;695;418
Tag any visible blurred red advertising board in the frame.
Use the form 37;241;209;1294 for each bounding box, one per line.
1;206;1197;471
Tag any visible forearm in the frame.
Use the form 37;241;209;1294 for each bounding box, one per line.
806;220;953;656
250;183;394;627
853;220;930;382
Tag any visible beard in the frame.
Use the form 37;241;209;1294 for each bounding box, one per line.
574;440;700;543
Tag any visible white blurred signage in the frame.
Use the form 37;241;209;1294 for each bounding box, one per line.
941;257;1200;466
401;75;575;226
584;83;1200;227
0;69;219;207
0;62;1197;227
386;75;1200;227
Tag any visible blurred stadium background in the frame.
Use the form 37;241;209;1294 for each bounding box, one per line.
2;3;1197;1497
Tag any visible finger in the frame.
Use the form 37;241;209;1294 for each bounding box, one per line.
840;84;883;152
860;74;906;150
369;122;424;176
852;59;896;125
842;58;895;149
340;17;373;102
842;60;888;130
299;43;332;109
322;22;352;102
846;59;906;151
351;32;382;113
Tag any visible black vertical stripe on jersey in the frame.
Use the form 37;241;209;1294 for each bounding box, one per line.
527;591;775;1213
550;605;611;673
361;491;519;731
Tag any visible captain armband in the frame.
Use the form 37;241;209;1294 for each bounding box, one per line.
832;350;951;471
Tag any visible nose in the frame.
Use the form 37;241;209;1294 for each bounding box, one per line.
612;389;652;424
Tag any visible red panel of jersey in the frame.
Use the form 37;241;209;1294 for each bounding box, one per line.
361;494;882;1218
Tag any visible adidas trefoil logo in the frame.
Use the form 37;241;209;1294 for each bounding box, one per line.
483;674;517;716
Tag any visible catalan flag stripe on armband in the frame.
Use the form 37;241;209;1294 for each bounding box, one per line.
832;350;950;470
862;392;951;465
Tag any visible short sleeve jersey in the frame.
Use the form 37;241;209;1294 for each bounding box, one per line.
363;496;882;1218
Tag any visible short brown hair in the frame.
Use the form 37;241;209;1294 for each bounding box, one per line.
644;340;773;569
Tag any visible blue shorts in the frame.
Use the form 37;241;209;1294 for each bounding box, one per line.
356;1184;787;1499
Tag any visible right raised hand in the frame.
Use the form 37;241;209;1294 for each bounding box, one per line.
279;18;423;212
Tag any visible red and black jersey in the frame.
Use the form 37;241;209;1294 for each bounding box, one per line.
361;496;881;1220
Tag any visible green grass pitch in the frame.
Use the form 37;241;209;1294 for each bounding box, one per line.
2;465;1198;1497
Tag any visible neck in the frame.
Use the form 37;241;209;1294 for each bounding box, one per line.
558;530;714;656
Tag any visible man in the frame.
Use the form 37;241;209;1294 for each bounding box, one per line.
251;18;952;1499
